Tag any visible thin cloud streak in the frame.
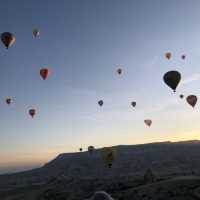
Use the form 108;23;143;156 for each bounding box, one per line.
181;73;200;86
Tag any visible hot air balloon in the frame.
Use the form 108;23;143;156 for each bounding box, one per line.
181;55;186;60
29;109;36;118
163;71;181;92
144;119;152;127
33;29;40;38
79;148;83;152
186;95;197;108
40;68;49;80
98;100;104;107
131;101;136;108
165;52;171;60
1;32;16;49
179;94;184;99
88;146;95;154
101;147;116;168
117;68;122;75
5;98;11;105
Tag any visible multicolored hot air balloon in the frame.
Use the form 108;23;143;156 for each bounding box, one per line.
117;68;122;75
144;119;152;127
186;95;197;108
1;32;16;49
165;52;171;60
5;97;11;105
131;101;136;108
98;100;104;107
101;147;116;168
33;29;40;38
163;71;181;92
40;68;49;80
88;146;95;154
29;109;36;118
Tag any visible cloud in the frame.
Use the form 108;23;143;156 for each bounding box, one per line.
181;73;200;86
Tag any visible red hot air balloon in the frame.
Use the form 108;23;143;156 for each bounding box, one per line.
144;119;152;127
40;68;49;80
29;109;36;118
1;32;16;49
6;98;11;105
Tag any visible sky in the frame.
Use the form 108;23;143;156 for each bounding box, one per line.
1;0;200;174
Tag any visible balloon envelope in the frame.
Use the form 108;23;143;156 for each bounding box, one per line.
29;109;36;118
131;101;136;107
181;55;186;60
88;146;95;154
40;68;49;80
6;98;11;105
144;119;152;127
117;68;122;75
1;32;16;49
101;147;116;168
186;95;197;108
163;71;181;92
98;100;104;107
33;29;40;37
165;52;171;60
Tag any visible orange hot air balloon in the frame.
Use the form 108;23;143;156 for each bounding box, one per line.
165;52;171;60
186;95;197;108
40;68;49;80
1;32;16;49
29;109;36;118
117;68;122;75
98;100;104;107
5;98;11;105
144;119;152;127
181;54;186;60
33;29;40;38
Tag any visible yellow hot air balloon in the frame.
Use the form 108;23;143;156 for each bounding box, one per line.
101;147;116;168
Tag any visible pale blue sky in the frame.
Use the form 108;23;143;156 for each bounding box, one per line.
1;0;200;174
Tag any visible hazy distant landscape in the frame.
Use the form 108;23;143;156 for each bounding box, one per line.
1;140;200;199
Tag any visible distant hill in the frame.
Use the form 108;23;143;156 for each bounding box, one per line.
0;140;200;188
1;140;200;200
